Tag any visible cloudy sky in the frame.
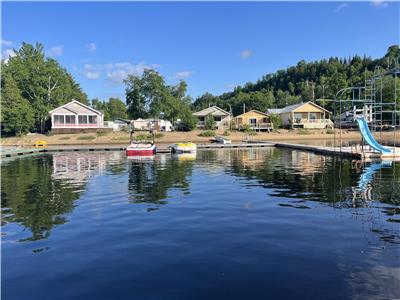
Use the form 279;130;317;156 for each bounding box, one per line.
2;1;399;101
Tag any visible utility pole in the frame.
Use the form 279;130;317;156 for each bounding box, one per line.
311;81;315;102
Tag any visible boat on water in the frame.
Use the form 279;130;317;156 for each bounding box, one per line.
126;127;157;157
171;142;197;153
126;142;156;156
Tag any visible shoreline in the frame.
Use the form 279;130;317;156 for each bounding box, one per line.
1;129;399;148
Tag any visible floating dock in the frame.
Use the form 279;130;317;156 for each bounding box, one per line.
0;143;275;158
1;142;399;161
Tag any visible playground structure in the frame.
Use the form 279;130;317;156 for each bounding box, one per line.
327;62;400;159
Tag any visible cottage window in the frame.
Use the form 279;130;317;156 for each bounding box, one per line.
294;113;302;123
65;115;76;124
78;115;88;124
214;116;222;122
88;115;97;124
249;118;257;126
54;115;65;124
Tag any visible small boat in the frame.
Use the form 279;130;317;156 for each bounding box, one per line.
214;136;231;144
34;140;48;148
171;142;197;153
126;142;156;156
126;128;157;157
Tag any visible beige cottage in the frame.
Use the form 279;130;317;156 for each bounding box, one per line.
233;110;273;131
267;101;333;129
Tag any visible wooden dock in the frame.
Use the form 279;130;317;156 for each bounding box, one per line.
2;142;399;161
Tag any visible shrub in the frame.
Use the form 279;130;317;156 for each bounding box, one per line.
58;136;71;140
147;132;164;139
134;134;148;141
111;136;130;141
326;128;334;134
179;110;197;131
247;130;257;136
77;135;96;140
205;114;216;130
242;124;255;133
296;128;311;135
222;130;231;136
96;131;108;137
268;113;282;129
199;130;216;137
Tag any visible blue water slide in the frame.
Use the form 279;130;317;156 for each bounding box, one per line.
356;117;392;154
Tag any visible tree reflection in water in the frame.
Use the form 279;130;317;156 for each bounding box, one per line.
1;149;398;244
127;154;194;207
216;148;399;207
1;152;124;241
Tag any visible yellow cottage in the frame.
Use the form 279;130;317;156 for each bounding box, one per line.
233;110;273;131
267;101;333;129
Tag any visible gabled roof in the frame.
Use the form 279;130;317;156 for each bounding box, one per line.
267;101;331;114
49;99;103;115
193;106;231;117
266;108;283;114
234;110;269;118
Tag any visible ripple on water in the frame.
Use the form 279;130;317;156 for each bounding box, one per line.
1;149;399;300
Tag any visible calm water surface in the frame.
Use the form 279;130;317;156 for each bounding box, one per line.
1;148;400;300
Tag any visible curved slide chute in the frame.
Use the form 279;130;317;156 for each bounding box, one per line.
356;117;392;154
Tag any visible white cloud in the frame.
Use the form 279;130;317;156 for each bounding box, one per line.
370;0;389;8
1;39;13;47
2;49;16;62
85;71;101;80
107;62;159;84
83;64;101;79
240;49;252;59
48;45;63;57
87;42;96;52
81;62;159;84
175;71;192;79
334;3;348;12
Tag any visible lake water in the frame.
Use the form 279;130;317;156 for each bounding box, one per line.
1;149;399;300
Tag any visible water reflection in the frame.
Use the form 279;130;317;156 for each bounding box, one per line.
1;155;84;241
218;148;399;206
1;152;124;241
2;149;400;299
127;154;194;206
1;149;399;242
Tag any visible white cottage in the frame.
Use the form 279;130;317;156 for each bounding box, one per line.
192;106;232;129
49;100;104;133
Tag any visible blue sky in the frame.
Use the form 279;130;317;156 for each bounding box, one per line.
2;1;399;101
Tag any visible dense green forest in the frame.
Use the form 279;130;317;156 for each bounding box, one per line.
193;45;400;116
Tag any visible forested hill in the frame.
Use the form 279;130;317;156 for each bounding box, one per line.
193;45;400;116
